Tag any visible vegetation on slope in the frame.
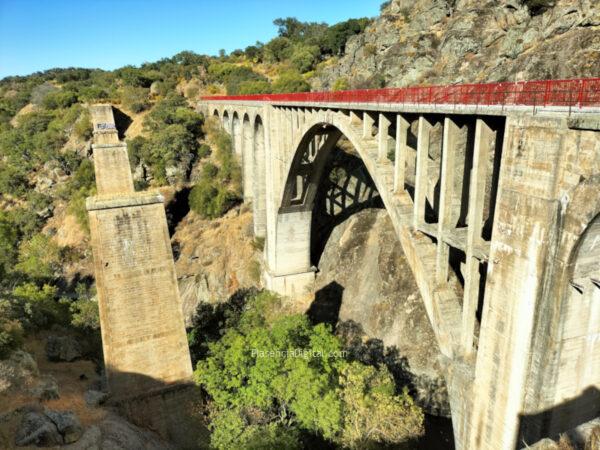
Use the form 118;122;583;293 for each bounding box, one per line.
191;291;424;449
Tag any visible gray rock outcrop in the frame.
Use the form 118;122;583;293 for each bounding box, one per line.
45;335;82;362
0;351;39;395
64;413;175;450
314;208;450;416
313;0;600;90
15;409;82;447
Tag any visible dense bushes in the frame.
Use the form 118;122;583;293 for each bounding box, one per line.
273;71;311;93
188;117;241;219
193;291;424;449
126;93;203;185
208;62;270;95
120;86;150;113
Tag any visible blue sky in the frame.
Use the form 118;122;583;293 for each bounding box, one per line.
0;0;382;79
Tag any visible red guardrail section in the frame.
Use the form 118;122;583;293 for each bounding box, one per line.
201;78;600;108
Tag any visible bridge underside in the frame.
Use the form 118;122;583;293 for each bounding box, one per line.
201;100;600;450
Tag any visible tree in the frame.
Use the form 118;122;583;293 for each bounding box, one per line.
322;18;371;56
193;291;424;449
263;37;293;63
339;363;424;448
42;90;78;109
0;212;18;278
120;86;150;113
15;233;61;280
290;45;321;73
272;72;310;93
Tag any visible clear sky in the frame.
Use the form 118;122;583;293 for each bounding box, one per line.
0;0;382;79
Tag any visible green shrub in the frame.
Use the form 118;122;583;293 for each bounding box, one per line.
237;80;272;95
42;90;78;109
290;45;321;73
197;143;212;159
15;233;61;280
69;284;99;330
272;72;310;93
202;162;219;180
11;283;64;329
194;291;424;449
332;78;350;91
189;180;238;219
263;37;293;63
121;86;150;113
0;318;24;359
0;212;18;278
74;110;93;140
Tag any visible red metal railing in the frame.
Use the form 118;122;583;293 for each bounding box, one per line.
201;78;600;109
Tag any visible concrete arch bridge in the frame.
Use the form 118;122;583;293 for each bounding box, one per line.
198;79;600;450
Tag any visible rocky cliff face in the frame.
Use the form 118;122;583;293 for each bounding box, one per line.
173;205;260;325
313;0;600;90
314;208;450;416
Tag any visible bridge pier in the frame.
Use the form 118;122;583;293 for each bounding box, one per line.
263;210;315;297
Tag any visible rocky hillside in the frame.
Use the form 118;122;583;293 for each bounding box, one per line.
313;0;600;89
314;209;450;418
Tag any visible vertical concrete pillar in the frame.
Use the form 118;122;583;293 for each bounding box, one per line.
252;113;267;237
86;105;192;400
263;210;315;297
363;111;375;139
461;118;493;355
242;116;253;201
394;115;410;194
467;116;566;450
349;110;361;126
436;117;460;283
378;113;392;162
414;116;432;228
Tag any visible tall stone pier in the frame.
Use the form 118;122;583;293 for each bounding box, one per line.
86;105;193;400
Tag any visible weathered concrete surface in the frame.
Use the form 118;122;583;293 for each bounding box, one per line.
87;105;192;401
200;99;600;450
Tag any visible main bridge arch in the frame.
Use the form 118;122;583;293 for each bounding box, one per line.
264;109;465;360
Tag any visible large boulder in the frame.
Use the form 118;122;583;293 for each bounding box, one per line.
45;336;82;362
0;351;38;395
64;413;175;450
29;375;59;401
15;409;82;447
15;410;62;447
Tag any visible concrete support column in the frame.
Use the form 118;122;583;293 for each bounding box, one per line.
363;111;375;139
436;117;460;283
394;115;409;194
264;107;279;262
263;210;315;297
414;116;432;228
252;114;267;238
461;118;493;355
378;113;392;162
242;118;253;201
